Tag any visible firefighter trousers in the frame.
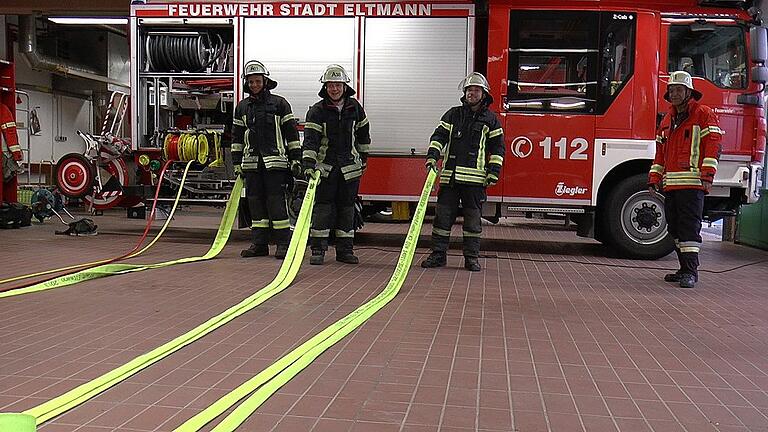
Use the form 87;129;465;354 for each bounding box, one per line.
244;168;290;247
664;188;704;278
431;184;485;258
310;166;360;253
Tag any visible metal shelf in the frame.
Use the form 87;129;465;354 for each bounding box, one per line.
139;72;234;79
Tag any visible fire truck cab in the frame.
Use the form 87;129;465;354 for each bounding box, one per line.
478;0;767;258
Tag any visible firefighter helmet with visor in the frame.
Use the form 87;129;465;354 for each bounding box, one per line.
459;72;490;93
243;60;277;91
320;64;351;83
243;60;270;78
664;70;702;101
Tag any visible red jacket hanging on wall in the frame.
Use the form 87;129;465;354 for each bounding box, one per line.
1;103;22;203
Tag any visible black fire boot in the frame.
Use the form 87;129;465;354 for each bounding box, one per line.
679;273;696;288
310;249;325;265
241;229;269;257
664;271;684;283
421;251;447;268
275;244;289;259
241;244;269;258
336;251;359;264
464;256;481;272
335;238;359;264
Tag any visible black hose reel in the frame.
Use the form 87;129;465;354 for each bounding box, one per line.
145;31;225;73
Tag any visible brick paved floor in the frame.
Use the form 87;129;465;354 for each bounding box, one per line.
1;207;767;431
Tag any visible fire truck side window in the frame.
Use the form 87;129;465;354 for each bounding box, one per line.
668;25;746;89
505;11;599;113
505;10;635;114
596;12;636;113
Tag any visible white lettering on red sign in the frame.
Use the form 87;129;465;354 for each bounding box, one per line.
555;182;588;197
167;3;432;17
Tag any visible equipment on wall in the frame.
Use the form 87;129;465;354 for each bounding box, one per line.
145;31;228;73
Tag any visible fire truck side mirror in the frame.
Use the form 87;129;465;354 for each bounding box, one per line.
751;65;768;84
750;26;767;64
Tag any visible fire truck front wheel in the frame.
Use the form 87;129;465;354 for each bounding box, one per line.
602;174;675;260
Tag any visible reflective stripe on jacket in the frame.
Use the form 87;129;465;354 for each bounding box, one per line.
302;97;371;181
649;99;723;192
231;90;300;171
427;103;504;186
1;104;20;157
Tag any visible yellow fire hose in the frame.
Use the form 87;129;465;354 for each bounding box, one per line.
0;171;321;430
173;169;436;432
207;130;224;168
1;129;220;291
0;161;199;298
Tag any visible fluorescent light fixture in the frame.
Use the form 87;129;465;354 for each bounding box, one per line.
48;17;128;25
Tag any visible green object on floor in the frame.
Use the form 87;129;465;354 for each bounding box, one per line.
16;189;33;206
0;413;36;431
11;174;319;427
173;169;437;432
738;193;768;250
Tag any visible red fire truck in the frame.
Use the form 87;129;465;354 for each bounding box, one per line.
116;0;766;259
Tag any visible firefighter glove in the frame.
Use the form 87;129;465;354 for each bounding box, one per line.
12;151;23;162
234;165;242;176
304;167;318;180
290;160;303;179
425;158;437;172
484;173;498;187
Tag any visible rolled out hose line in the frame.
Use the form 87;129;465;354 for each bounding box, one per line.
174;169;437;432
0;159;176;290
0;160;196;299
0;172;320;429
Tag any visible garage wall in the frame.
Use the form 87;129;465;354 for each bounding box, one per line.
9;29;93;170
16;89;92;164
0;16;6;59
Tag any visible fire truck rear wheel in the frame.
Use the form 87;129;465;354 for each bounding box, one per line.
602;173;675;260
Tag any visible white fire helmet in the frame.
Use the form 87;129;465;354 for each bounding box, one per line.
242;60;277;91
319;64;351;83
665;70;702;101
459;72;491;93
243;60;270;78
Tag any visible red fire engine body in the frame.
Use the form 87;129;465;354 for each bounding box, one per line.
128;0;767;259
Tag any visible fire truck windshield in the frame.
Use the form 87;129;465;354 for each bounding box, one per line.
668;24;747;89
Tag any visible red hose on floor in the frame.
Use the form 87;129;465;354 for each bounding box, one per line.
0;160;175;292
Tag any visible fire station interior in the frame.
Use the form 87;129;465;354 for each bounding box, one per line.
3;1;768;431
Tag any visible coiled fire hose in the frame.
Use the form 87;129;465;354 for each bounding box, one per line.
163;131;215;164
145;33;224;73
0;171;321;430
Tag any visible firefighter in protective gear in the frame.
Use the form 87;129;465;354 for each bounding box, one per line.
421;72;504;272
648;71;722;288
1;103;23;203
302;64;371;265
232;60;301;259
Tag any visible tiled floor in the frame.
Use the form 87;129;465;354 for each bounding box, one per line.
1;207;768;431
